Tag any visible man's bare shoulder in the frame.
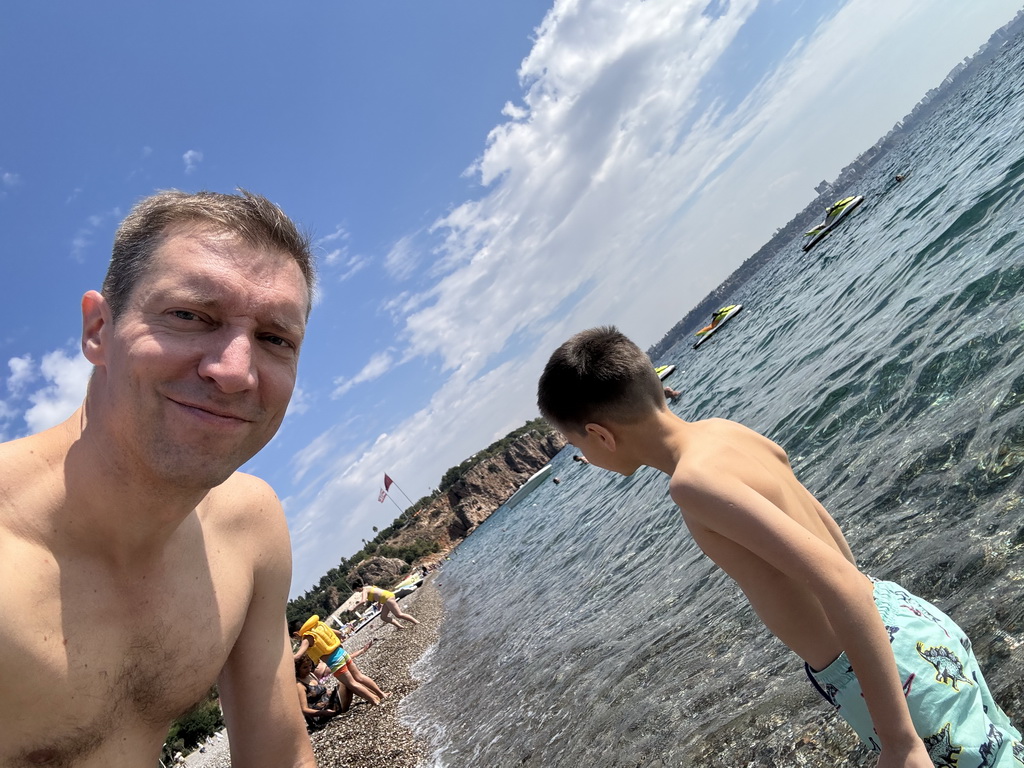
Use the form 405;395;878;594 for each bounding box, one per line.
199;472;291;560
0;430;71;535
206;470;281;508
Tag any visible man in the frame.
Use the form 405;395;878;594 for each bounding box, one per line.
0;190;317;766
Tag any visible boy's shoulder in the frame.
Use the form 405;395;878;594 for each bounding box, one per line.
669;418;784;499
684;417;781;456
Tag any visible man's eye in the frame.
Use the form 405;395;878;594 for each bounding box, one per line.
171;310;201;321
262;334;294;349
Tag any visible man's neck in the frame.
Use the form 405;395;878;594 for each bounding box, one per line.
52;409;212;568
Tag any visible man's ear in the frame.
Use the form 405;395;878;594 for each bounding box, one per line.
81;290;111;365
584;422;617;451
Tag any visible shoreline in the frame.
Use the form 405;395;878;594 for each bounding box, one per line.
184;579;443;768
309;579;442;767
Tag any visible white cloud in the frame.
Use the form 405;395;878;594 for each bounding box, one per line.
383;234;422;280
389;0;757;377
287;382;312;417
69;207;121;263
331;350;395;398
338;254;369;282
286;0;1024;594
312;224;371;281
22;348;92;434
183;149;204;174
0;168;21;200
7;354;35;394
317;225;350;266
318;224;350;246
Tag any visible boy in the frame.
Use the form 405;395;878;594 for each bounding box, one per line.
537;326;1021;768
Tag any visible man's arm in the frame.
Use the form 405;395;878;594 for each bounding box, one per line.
217;481;315;768
675;473;931;768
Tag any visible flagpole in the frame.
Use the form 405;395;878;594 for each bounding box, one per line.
385;474;417;507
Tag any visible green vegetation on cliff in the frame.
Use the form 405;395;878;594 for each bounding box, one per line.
286;418;555;624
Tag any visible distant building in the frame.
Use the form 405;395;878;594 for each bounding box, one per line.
814;180;832;195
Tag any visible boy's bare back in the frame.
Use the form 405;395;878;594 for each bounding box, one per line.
537;327;990;765
669;417;868;670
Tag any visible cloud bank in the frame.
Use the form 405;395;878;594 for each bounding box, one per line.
284;0;1017;595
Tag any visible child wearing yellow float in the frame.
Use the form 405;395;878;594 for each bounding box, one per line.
290;616;389;707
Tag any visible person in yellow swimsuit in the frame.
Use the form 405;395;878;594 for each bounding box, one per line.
290;616;389;707
358;585;421;630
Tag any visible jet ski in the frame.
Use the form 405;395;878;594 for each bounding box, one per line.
802;195;864;252
693;304;743;349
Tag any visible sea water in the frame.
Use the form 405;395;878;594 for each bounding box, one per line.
400;31;1024;768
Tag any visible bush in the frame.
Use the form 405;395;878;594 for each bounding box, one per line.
163;690;223;761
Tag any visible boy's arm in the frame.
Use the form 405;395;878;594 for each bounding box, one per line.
674;475;931;767
816;504;858;566
217;487;315;768
293;636;312;661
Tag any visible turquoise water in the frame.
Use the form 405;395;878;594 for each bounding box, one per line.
401;32;1024;768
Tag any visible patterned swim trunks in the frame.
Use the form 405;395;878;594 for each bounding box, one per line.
321;645;352;675
805;580;1023;767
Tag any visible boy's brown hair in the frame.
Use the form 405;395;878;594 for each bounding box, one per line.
537;326;666;434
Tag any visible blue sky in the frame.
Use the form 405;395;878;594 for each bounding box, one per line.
2;1;1020;597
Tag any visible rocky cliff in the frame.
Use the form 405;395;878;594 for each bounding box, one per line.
346;428;565;587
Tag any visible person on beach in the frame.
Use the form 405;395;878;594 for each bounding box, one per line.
295;656;345;728
357;585;421;630
291;616;390;706
537;326;1022;768
0;190;317;767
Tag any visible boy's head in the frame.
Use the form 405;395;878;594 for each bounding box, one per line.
537;326;666;437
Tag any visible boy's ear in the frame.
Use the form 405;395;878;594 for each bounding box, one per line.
81;290;112;365
584;422;617;451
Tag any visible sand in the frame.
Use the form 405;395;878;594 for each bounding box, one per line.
183;579;442;768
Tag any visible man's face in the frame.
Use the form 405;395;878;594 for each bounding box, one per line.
88;224;309;489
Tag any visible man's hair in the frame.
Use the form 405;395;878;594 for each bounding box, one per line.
288;618;304;636
537;326;665;434
103;188;315;319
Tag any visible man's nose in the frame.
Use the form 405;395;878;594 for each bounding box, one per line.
198;329;258;393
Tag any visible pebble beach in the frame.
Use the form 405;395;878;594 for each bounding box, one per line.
185;580;442;768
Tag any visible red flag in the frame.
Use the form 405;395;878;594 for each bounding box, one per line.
384;473;394;491
378;488;387;503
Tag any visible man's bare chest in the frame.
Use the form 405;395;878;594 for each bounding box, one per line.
0;538;251;762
